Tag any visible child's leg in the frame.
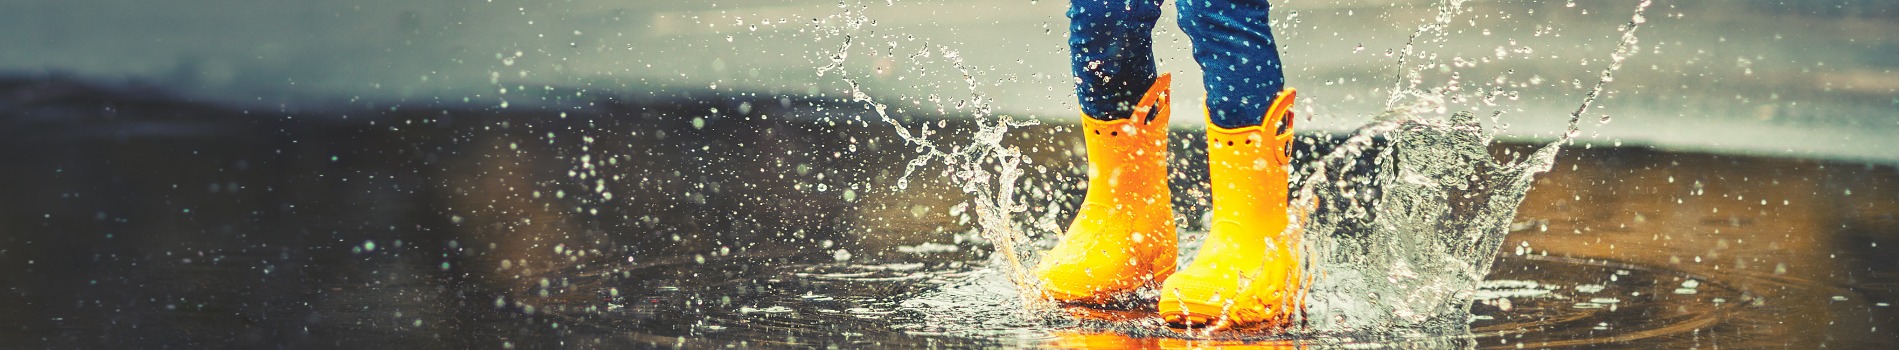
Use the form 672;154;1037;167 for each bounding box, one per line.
1033;0;1179;304
1070;0;1166;119
1159;0;1302;329
1177;0;1286;128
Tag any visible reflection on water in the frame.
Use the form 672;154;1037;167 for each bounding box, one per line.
0;77;1891;348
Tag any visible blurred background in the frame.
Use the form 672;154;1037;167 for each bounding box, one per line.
0;0;1894;348
5;0;1894;161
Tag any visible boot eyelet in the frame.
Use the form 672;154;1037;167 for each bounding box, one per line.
1226;141;1233;146
1110;131;1118;136
1094;130;1101;135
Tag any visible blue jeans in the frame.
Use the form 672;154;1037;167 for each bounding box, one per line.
1069;0;1286;129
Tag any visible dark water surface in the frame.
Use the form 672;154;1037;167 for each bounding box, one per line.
0;78;1893;348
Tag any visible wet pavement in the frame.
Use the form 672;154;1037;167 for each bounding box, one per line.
0;77;1892;348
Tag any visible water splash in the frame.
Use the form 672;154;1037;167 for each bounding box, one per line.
811;0;1655;338
1291;0;1653;333
812;1;1049;314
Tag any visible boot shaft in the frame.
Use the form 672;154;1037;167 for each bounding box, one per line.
1078;74;1174;208
1205;89;1298;240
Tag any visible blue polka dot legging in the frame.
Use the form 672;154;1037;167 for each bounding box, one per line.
1068;0;1286;129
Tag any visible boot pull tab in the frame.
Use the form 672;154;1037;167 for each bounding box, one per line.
1136;74;1173;125
1267;89;1298;164
1274;109;1295;137
1137;104;1159;124
1277;110;1296;159
1269;89;1297;137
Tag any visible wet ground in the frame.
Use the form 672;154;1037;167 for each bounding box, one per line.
0;77;1893;348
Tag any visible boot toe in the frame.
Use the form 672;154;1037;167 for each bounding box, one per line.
1157;276;1235;327
1038;266;1110;303
1036;257;1142;304
1158;271;1297;328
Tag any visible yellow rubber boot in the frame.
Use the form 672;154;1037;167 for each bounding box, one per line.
1158;89;1305;330
1034;74;1178;304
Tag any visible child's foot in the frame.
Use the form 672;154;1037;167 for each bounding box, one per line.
1159;90;1305;329
1034;74;1178;304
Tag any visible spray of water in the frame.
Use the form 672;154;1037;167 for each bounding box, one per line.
1291;0;1653;333
811;0;1655;339
812;1;1050;314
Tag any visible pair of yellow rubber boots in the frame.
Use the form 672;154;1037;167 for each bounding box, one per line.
1034;74;1304;330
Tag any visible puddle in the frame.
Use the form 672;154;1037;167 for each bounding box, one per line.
0;0;1893;348
0;74;1892;348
